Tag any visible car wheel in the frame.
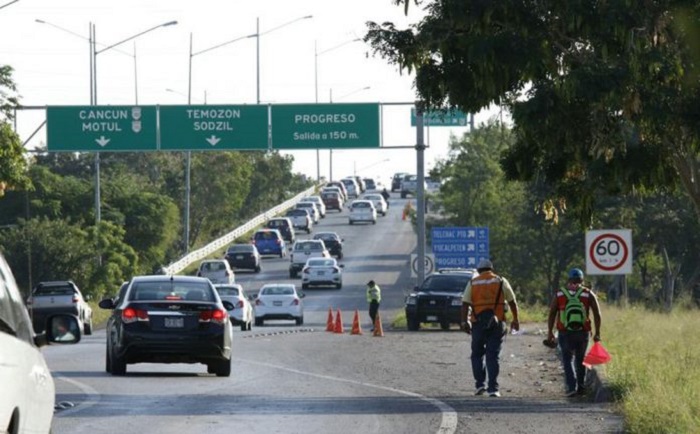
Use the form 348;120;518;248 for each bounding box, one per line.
246;321;252;331
84;316;93;335
110;347;127;376
255;265;261;273
290;270;297;278
338;252;343;259
382;212;387;217
372;220;377;225
295;316;304;326
349;220;353;225
279;251;284;258
335;283;342;290
440;320;451;331
307;228;312;234
302;283;309;290
105;345;112;373
407;316;420;331
255;318;264;326
401;192;406;198
210;358;231;377
240;321;248;331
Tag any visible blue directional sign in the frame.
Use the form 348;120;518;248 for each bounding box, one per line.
410;108;469;127
431;227;489;270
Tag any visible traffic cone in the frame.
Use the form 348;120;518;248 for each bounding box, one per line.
350;309;363;335
334;309;344;334
326;307;334;332
373;313;384;337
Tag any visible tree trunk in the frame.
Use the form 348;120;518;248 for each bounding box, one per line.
661;247;678;312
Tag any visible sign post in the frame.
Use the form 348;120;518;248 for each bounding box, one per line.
159;105;269;150
411;253;435;278
431;227;489;269
46;106;157;151
585;229;633;275
410;108;468;127
271;103;380;149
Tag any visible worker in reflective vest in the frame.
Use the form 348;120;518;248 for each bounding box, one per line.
461;259;519;398
366;280;381;331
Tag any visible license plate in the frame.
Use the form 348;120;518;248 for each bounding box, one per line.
236;255;243;260
426;315;438;322
273;301;283;306
164;317;184;328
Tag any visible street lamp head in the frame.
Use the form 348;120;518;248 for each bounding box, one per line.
303;15;313;19
163;21;178;27
35;18;46;24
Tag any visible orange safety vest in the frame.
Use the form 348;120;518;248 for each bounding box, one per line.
470;271;505;321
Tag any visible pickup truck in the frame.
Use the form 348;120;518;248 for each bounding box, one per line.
27;280;93;334
400;174;425;198
289;240;331;278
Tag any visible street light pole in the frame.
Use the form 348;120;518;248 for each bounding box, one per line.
90;20;177;224
314;37;361;183
0;0;19;10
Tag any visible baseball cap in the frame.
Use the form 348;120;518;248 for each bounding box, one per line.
568;268;584;280
477;259;493;270
367;280;375;286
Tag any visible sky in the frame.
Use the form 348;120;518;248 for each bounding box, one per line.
0;0;482;185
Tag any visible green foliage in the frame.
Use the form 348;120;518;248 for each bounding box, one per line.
366;0;700;227
0;123;29;197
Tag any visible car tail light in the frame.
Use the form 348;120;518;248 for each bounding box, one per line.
26;298;32;306
251;239;257;245
122;307;148;323
196;271;201;277
255;299;264;306
72;295;79;303
276;239;281;245
237;300;244;308
200;309;227;325
226;270;231;277
303;268;310;274
333;267;340;274
291;298;300;306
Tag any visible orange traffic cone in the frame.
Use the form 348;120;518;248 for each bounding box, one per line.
326;307;335;332
350;309;363;335
373;313;384;337
334;309;344;334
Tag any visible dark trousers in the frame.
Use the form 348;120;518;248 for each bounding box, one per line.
369;300;379;327
471;322;505;393
558;330;590;392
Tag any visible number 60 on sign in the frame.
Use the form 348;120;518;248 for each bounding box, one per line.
585;229;633;275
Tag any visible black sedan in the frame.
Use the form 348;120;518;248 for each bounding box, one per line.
99;275;234;377
224;244;261;273
313;232;344;259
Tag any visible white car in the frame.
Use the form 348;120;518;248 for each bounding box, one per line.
254;284;305;326
300;195;327;218
348;199;377;225
214;284;254;331
340;178;359;198
295;201;320;223
285;208;313;233
197;259;235;284
302;257;344;290
362;193;388;216
289;239;331;278
0;253;81;434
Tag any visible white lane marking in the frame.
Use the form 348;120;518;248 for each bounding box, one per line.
235;357;458;434
53;375;102;416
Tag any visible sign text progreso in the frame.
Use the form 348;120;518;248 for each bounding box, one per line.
271;103;380;149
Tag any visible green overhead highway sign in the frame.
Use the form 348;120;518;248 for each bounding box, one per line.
159;105;269;150
46;106;157;151
410;108;469;127
271;103;380;149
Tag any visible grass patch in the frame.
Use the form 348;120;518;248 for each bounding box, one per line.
89;300;112;328
603;305;700;434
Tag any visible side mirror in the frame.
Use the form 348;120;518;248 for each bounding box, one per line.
40;314;82;346
339;264;345;268
299;293;306;298
98;298;115;309
222;300;235;311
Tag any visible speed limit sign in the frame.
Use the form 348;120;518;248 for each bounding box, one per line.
585;230;632;275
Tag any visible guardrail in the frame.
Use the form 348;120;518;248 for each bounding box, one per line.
162;185;317;275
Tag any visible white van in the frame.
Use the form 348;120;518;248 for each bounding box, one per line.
197;259;235;284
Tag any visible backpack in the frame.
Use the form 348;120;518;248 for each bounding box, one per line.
561;286;586;331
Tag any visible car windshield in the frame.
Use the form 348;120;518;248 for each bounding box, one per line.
295;242;322;251
267;220;287;228
201;261;226;271
216;286;240;296
308;259;335;267
255;231;278;240
286;209;305;216
34;284;74;296
421;275;472;293
261;286;295;296
352;202;371;208
315;233;337;242
227;245;253;253
129;281;214;301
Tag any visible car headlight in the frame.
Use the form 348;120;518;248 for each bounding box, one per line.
405;296;417;306
451;297;463;306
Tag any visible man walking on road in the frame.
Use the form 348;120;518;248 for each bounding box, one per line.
366;280;381;331
461;259;520;397
547;268;602;397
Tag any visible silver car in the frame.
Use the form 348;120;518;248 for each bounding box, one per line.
254;284;305;326
301;257;344;290
214;284;254;331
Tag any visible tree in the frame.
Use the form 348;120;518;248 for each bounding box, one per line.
0;65;29;197
365;1;700;226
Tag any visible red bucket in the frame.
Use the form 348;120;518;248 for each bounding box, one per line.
583;341;612;368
